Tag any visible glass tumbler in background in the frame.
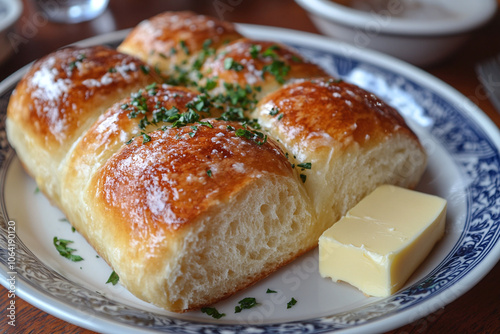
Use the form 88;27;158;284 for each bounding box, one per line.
34;0;109;23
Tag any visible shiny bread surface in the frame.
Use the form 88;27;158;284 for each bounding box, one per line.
7;45;157;150
118;11;243;76
201;38;328;97
91;119;292;231
255;78;419;152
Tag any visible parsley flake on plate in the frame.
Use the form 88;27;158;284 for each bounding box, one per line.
201;307;225;319
234;297;258;313
106;270;120;285
287;297;297;309
53;237;84;262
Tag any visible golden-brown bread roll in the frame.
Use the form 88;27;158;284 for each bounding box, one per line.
6;45;159;205
57;84;314;312
118;11;243;78
252;78;427;231
199;38;329;99
6;11;428;314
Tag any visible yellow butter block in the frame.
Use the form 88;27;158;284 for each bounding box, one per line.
319;184;447;297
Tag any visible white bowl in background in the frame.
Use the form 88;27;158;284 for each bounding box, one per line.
0;0;23;66
296;0;498;67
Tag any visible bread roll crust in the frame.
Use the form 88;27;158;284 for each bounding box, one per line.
201;38;328;98
118;11;243;76
253;78;427;229
92;120;292;229
8;45;156;149
85;120;309;311
256;78;419;152
6;45;158;205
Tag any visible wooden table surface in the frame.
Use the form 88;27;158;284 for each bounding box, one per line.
0;0;499;333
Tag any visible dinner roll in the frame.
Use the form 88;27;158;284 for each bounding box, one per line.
6;45;158;205
253;78;427;230
200;38;329;99
118;11;243;78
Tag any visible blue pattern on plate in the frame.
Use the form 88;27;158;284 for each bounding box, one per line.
0;40;499;333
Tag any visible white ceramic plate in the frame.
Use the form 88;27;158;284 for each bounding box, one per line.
1;25;499;334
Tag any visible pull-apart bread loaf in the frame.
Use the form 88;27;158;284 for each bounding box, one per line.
6;11;427;313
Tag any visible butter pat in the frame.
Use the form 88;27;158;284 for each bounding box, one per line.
319;184;447;297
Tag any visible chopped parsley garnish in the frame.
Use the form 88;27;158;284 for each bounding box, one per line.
203;38;213;50
53;237;84;262
249;44;262;59
224;57;244;71
106;271;120;285
234;297;258;313
189;125;198;137
179;40;190;55
141;132;151;143
199;120;213;128
300;174;307;183
138;116;150;130
207;169;213;177
201;307;225;319
218;106;245;122
262;45;280;59
269;107;280;116
192;39;215;74
171;109;201;128
235;128;267;146
140;65;150;74
297;162;312;170
152;106;181;124
146;82;158;95
262;60;290;84
165;65;192;86
287;297;297;309
213;83;257;111
201;77;217;92
126;90;150;118
186;93;212;113
68;54;86;72
108;67;117;73
266;288;277;293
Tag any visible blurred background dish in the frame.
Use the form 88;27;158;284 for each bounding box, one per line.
295;0;498;67
0;0;23;65
33;0;109;24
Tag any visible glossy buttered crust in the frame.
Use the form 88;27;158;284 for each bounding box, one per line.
8;45;157;150
6;11;427;313
118;11;243;75
200;38;329;98
254;78;427;229
255;78;418;151
58;84;312;311
6;45;158;204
